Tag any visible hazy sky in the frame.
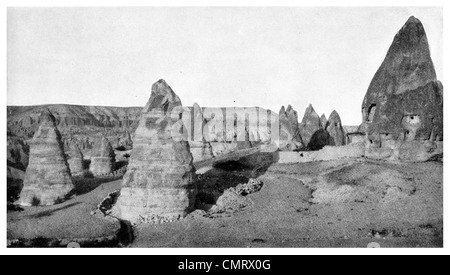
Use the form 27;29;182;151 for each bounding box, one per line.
7;7;443;125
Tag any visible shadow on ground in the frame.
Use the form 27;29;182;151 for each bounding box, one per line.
195;151;274;210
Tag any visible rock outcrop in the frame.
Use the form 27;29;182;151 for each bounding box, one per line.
360;16;443;161
7;136;29;172
320;114;328;129
65;141;84;175
278;105;303;151
299;104;328;150
326;110;346;146
112;79;197;223
18;110;74;206
90;136;115;175
189;103;214;162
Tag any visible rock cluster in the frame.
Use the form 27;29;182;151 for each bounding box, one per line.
18;110;74;206
112;79;197;222
299;104;330;150
278;105;303;151
360;16;443;161
90;136;115;175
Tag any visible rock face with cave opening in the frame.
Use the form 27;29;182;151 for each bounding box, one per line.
112;79;197;223
360;16;443;161
18;110;74;206
90;136;115;175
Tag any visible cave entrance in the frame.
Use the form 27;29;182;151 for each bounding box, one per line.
367;104;377;123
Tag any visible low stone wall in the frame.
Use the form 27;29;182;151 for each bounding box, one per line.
275;142;365;164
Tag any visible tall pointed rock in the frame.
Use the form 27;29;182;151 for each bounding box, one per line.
18;110;73;206
361;16;443;161
112;79;197;222
278;105;303;151
326;110;346;146
320;114;328;129
190;103;214;162
299;104;327;149
65;140;84;175
90;136;115;175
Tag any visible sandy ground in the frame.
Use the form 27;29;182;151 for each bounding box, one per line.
7;155;443;248
7;176;122;245
131;158;443;248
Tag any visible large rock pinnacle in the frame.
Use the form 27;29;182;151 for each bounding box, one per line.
18;109;74;206
112;79;197;223
360;16;443;161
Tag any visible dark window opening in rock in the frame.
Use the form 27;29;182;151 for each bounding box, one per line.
214;160;250;171
82;159;91;170
367;104;377;123
300;153;304;157
410;116;414;120
115;146;127;151
335;123;338;127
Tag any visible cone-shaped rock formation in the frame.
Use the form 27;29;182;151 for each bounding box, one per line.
65;141;84;175
360;16;443;161
299;104;328;150
326;110;346;146
190;103;214;162
18;110;73;206
90;136;115;175
320;114;328;129
278;105;303;151
112;79;197;222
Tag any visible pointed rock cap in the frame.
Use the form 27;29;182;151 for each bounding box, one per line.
328;110;342;124
65;141;83;159
92;136;115;158
398;16;426;41
320;113;328;128
302;104;320;120
286;105;293;114
279;106;286;115
40;109;57;126
143;79;182;114
193;102;203;117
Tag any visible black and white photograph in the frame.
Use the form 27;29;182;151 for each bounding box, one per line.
2;1;449;257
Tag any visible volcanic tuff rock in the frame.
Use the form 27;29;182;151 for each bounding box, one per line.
360;16;443;161
7;136;29;172
299;104;327;150
320;114;328;129
90;136;115;175
278;105;303;151
64;141;84;175
7;105;140;159
326;111;346;146
112;79;197;222
18;110;74;206
188;103;214;162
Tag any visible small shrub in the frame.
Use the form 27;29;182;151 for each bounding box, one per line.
31;196;41;206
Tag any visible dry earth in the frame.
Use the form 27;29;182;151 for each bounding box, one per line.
131;158;442;248
7;154;443;248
